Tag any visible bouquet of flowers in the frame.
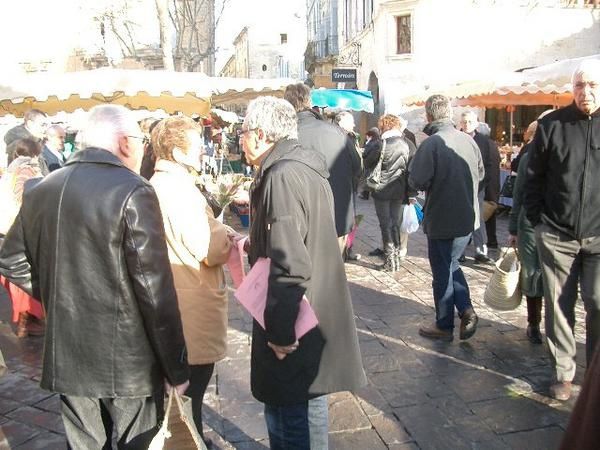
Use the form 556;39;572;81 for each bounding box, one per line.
197;173;252;209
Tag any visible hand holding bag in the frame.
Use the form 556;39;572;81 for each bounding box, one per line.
149;388;207;450
400;204;419;234
483;247;522;311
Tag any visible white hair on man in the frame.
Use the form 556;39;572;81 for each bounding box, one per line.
571;58;600;85
244;96;298;142
78;105;140;153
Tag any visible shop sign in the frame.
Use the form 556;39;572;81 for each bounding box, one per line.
332;68;357;83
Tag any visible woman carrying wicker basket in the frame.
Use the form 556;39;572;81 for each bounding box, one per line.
508;120;544;344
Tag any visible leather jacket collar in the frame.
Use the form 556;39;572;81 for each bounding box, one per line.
65;147;127;168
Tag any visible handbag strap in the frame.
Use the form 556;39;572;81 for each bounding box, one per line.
377;140;387;165
153;386;175;440
171;388;206;449
501;245;521;263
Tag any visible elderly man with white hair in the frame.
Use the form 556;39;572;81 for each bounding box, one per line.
0;105;190;448
241;96;366;449
459;110;498;264
524;58;600;401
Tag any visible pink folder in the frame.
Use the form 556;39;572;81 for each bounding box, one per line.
226;237;248;289
234;257;319;339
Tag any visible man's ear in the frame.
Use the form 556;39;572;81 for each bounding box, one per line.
118;135;133;158
256;128;265;141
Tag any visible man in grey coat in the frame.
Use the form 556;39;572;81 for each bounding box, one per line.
409;95;484;342
242;96;366;449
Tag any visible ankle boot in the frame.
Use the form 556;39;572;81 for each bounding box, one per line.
392;227;402;270
379;242;397;272
526;297;543;344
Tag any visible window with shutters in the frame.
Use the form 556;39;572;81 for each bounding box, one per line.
396;15;412;54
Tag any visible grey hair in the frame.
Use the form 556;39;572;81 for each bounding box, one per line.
425;95;452;121
461;110;478;121
572;58;600;85
78;105;140;153
244;96;298;142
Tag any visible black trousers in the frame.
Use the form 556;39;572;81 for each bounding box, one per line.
486;212;498;247
61;391;163;450
185;363;215;439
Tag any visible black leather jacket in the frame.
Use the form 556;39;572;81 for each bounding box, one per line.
0;148;189;397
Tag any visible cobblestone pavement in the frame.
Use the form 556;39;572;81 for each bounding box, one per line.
0;198;587;449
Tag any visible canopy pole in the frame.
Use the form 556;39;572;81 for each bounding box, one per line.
509;108;514;147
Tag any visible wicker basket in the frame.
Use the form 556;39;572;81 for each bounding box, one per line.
149;388;207;450
483;248;522;311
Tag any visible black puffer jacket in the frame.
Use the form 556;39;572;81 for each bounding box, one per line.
0;148;189;397
369;132;416;201
524;103;600;239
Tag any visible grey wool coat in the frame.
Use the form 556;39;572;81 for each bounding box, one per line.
248;138;367;406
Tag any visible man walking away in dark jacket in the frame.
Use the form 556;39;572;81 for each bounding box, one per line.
0;105;190;449
409;95;484;342
524;59;600;402
284;83;362;254
242;96;366;450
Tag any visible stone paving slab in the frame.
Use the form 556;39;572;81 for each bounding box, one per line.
0;199;588;449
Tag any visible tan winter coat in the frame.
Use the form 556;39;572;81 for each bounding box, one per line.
151;159;231;365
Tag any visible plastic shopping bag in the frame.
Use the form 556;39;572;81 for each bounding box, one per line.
401;204;419;234
414;203;424;224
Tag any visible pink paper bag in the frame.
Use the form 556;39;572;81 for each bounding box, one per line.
234;257;318;339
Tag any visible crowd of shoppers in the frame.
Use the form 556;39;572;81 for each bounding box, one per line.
0;58;599;448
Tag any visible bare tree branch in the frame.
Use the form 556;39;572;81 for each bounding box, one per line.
155;0;174;70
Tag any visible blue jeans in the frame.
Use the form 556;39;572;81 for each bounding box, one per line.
427;235;472;330
264;402;310;450
308;396;328;450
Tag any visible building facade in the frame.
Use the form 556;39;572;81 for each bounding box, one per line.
307;0;600;129
219;7;307;79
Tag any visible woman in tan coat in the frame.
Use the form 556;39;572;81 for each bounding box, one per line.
150;117;231;447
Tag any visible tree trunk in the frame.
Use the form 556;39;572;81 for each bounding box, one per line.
155;0;175;70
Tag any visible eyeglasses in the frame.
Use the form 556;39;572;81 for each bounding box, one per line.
127;135;150;145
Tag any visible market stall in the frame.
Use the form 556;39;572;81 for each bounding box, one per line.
0;68;213;117
310;88;375;113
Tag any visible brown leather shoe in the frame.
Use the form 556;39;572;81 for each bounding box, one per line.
550;381;572;401
26;317;45;336
15;313;45;338
419;323;453;341
459;308;478;340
